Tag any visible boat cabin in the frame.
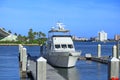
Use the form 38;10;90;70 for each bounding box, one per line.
47;23;75;52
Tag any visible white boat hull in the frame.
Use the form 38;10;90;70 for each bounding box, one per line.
42;23;82;68
44;51;81;68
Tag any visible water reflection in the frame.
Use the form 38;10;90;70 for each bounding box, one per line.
56;67;80;80
76;60;107;80
55;60;107;80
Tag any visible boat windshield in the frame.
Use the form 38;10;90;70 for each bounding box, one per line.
55;44;74;49
55;44;60;49
61;44;67;48
68;44;73;48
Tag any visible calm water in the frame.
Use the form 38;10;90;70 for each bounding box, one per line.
56;60;107;80
0;46;20;80
25;41;117;80
55;41;117;80
74;41;117;56
0;41;117;80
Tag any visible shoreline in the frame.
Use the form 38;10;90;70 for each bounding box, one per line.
0;44;40;46
0;41;118;46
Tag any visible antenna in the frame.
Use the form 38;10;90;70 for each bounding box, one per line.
56;22;65;30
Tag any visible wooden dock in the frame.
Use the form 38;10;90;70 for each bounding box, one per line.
26;56;65;80
46;63;65;80
91;56;109;64
0;46;20;80
78;56;109;64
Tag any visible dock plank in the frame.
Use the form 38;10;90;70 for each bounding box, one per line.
46;64;66;80
27;58;66;80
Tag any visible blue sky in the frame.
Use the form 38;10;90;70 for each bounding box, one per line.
0;0;120;38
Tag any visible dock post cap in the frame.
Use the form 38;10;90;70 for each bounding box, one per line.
19;44;22;46
111;57;119;61
19;44;22;45
23;47;26;50
113;45;117;47
37;57;47;62
98;44;101;46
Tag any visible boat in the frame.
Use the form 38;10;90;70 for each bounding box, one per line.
41;22;81;68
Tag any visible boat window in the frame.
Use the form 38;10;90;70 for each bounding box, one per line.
61;44;67;48
55;44;60;49
68;44;73;48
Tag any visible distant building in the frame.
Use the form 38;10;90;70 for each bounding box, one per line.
72;36;88;41
114;34;120;41
98;31;107;41
90;36;99;41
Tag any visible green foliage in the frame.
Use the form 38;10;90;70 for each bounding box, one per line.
18;28;47;45
0;28;47;45
28;28;35;43
0;40;21;44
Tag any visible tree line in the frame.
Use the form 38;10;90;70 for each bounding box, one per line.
17;28;47;45
0;28;47;45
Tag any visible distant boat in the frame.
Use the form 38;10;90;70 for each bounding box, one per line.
41;22;81;67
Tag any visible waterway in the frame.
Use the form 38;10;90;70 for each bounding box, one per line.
25;41;117;80
0;41;118;80
0;46;20;80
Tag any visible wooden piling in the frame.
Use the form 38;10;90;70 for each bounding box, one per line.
22;48;27;72
117;41;120;58
19;45;23;62
36;57;47;80
97;44;101;58
108;57;119;80
112;45;117;58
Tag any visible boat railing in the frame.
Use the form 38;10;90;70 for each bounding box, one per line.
52;35;72;37
50;50;81;56
51;49;81;52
